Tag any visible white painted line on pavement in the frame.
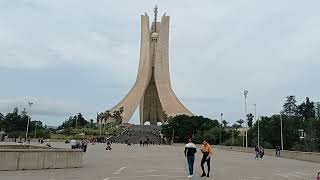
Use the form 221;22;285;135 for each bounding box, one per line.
104;177;121;180
113;166;127;175
105;175;186;179
136;170;157;173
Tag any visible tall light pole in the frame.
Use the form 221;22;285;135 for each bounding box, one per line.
75;113;78;129
25;101;33;141
254;104;258;146
258;116;260;147
280;113;284;150
244;90;248;148
232;128;234;145
34;121;38;138
220;113;223;145
98;112;102;136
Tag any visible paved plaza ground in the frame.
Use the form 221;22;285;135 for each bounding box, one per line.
0;142;319;180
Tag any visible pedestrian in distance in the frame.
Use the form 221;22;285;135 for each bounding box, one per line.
255;145;260;159
200;139;213;177
70;139;76;149
184;138;197;178
82;138;88;153
259;146;264;160
275;145;281;157
316;172;320;180
106;141;112;150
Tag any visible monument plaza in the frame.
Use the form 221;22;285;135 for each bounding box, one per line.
0;142;318;180
0;5;319;180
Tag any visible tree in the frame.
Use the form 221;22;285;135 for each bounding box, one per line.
231;123;241;129
57;113;89;130
282;95;298;116
2;107;38;135
162;111;169;123
0;113;4;121
77;113;88;127
161;115;221;144
98;107;124;125
247;113;254;128
297;97;315;119
248;114;302;149
0;112;4;131
236;119;244;127
221;120;228;128
90;119;94;129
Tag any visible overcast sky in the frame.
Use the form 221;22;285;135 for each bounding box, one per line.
0;0;320;126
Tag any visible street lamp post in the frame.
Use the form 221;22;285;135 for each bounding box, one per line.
280;113;284;150
244;90;248;148
98;112;102;136
25;102;33;141
220;113;223;145
258;116;260;147
242;125;244;147
254;104;258;147
232;128;234;145
34;121;38;138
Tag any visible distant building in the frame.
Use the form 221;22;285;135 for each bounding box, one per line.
315;102;320;119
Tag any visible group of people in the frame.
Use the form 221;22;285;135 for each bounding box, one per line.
38;138;45;144
255;145;265;160
139;139;155;147
70;138;89;152
184;139;213;178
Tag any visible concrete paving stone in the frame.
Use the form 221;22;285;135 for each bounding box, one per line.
0;142;319;180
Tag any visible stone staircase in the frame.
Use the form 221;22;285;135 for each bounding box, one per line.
110;125;161;144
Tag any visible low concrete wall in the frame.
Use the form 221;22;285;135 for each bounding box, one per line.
0;145;83;171
215;145;320;163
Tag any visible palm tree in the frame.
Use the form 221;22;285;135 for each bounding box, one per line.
112;107;124;125
162;111;169;123
222;120;228;128
236;119;244;127
104;110;111;124
90;119;94;129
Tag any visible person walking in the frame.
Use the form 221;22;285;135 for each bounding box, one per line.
259;146;265;160
82;138;88;153
255;145;260;159
200;140;213;177
275;145;281;157
316;172;320;180
70;139;76;149
184;139;197;178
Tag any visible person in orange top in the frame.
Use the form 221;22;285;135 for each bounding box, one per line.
200;139;213;177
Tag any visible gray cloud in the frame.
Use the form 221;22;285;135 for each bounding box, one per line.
0;0;320;125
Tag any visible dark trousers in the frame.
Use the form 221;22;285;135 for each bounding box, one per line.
201;156;210;175
186;156;195;175
83;145;87;152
